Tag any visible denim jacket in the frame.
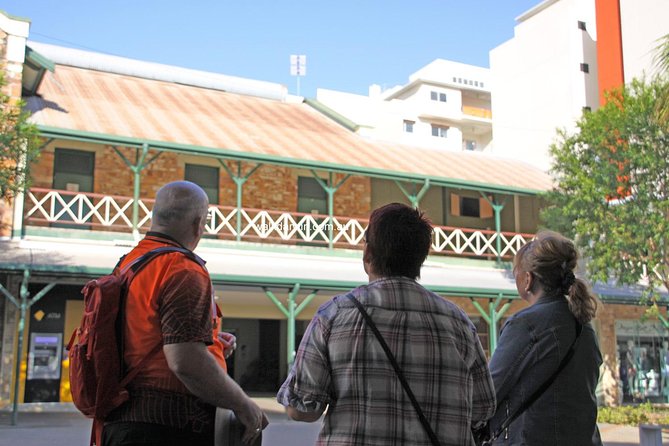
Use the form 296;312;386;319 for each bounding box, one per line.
488;294;602;445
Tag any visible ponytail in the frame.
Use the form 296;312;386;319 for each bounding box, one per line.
517;230;600;324
567;278;598;324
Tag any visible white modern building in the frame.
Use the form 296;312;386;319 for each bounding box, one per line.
618;0;669;82
490;0;669;172
315;59;493;153
490;0;599;171
491;0;669;405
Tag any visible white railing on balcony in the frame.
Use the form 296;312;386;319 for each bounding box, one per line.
24;189;533;259
26;188;153;229
209;207;367;246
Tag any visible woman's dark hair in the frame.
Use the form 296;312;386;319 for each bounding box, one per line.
514;230;598;323
365;202;433;279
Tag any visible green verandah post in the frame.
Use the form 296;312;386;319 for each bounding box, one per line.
263;284;319;374
310;171;350;250
112;143;162;239
479;193;507;264
0;269;56;425
220;161;262;242
394;179;430;209
470;294;512;355
658;313;669;330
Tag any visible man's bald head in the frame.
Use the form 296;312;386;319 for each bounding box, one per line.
150;181;209;249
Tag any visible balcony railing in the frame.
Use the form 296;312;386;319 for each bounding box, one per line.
24;188;533;259
26;188;153;230
462;105;492;119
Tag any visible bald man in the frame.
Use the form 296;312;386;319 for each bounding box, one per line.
102;181;267;446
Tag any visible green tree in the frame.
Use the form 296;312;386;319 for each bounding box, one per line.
0;70;41;201
542;79;669;298
654;33;669;125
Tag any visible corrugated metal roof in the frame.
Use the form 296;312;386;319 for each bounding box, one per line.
26;64;553;193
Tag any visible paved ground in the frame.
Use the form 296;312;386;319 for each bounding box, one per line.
1;399;668;445
599;422;669;445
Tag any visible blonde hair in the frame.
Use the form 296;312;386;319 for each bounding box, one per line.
514;230;598;323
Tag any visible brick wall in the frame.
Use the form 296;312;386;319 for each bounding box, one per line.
96;146;146;197
242;165;298;211
30;149;54;188
333;175;371;218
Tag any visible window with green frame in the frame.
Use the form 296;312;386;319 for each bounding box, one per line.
52;148;95;229
297;177;328;245
297;177;327;215
185;164;220;205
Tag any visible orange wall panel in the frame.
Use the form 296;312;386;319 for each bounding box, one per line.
595;0;625;104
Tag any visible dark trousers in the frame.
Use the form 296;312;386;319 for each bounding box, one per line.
102;421;213;446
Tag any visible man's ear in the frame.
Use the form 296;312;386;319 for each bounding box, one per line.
363;243;372;265
193;215;205;238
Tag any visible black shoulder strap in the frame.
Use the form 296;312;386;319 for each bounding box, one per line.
348;295;442;446
488;321;583;444
120;246;204;278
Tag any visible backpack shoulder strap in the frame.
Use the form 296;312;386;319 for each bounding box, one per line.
119;246;204;281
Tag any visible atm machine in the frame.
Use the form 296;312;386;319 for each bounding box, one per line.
25;332;62;402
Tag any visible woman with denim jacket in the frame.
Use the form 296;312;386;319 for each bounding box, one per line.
488;231;602;445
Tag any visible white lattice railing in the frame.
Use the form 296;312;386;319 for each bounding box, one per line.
24;188;533;258
26;188;154;230
432;226;532;258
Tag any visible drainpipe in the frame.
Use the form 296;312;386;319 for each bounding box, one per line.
0;269;56;425
220;161;262;242
311;171;350;250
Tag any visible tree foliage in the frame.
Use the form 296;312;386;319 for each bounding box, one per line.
0;70;41;201
654;33;669;126
542;79;669;297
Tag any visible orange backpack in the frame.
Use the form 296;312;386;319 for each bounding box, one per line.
67;246;201;445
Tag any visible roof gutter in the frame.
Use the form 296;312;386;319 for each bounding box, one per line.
304;98;359;132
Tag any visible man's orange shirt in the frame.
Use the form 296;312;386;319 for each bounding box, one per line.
119;234;226;395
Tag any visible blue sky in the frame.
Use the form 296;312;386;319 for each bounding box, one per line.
6;1;540;98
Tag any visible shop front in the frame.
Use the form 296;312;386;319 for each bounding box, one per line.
616;320;669;403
